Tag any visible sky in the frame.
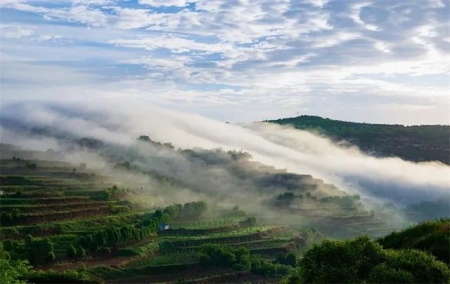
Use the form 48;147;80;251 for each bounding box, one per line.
0;0;449;124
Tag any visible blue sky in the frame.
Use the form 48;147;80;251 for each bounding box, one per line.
1;0;449;124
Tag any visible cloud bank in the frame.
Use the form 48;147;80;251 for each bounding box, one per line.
1;101;448;209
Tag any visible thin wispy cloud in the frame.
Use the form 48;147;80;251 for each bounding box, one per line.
1;0;448;124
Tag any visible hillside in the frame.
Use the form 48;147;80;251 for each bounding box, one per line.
378;219;450;265
283;221;450;284
0;138;407;283
267;115;450;164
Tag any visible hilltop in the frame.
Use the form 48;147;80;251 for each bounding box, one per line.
266;115;450;165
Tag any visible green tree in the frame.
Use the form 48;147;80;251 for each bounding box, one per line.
0;243;30;284
76;246;86;258
295;235;450;284
67;245;77;258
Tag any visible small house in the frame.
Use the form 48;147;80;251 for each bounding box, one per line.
159;224;170;231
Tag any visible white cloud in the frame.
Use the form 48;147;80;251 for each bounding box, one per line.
0;25;34;38
0;0;449;124
138;0;187;7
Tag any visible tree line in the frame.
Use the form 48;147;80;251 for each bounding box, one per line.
72;201;207;257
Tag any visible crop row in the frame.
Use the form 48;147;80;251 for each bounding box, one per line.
171;217;247;229
1;201;128;214
0;196;91;205
9;206;130;226
159;232;265;252
0;212;143;239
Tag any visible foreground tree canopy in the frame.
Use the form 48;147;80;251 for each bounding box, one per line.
283;235;450;284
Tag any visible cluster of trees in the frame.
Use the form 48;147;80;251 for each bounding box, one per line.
3;236;55;265
198;244;295;278
93;185;127;201
274;192;362;211
113;161;140;172
275;192;316;207
78;224;153;255
319;195;360;207
26;162;37;169
66;244;85;259
0;176;36;186
1;208;21;226
25;235;55;264
137;135;174;149
239;217;257;227
283;235;450;283
1;243;95;284
1;243;30;284
73;202;207;256
180;148;252;166
78;137;104;149
378;218;450;265
179;201;208;220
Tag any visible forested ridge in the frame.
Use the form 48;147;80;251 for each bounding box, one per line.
267;115;450;164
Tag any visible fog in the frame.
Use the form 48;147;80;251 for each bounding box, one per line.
1;101;449;215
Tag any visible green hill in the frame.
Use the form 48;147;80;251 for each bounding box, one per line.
282;219;450;283
1;139;401;283
378;218;450;265
267;115;450;164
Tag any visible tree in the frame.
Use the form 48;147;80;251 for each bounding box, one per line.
76;246;86;258
26;162;37;169
11;209;20;220
67;245;77;258
295;235;450;284
276;252;297;267
25;236;56;265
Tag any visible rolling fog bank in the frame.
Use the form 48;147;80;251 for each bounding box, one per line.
1;101;449;214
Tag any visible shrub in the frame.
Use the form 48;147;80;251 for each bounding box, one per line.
293;235;450;283
67;245;77;258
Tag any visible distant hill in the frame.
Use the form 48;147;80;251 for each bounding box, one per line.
267;115;450;165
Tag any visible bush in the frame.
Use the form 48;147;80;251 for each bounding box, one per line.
293;235;450;283
378;219;450;264
67;245;77;258
198;244;293;277
76;246;86;258
25;269;98;283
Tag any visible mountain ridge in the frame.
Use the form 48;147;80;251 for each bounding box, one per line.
266;115;450;165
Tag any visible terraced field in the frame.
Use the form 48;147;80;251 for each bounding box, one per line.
0;158;308;283
0;152;409;283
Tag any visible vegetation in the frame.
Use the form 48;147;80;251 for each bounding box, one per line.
268;115;450;164
1;139;448;283
378;218;450;265
198;244;294;277
283;235;450;283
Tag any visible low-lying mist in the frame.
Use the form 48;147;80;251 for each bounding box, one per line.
1;101;449;221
